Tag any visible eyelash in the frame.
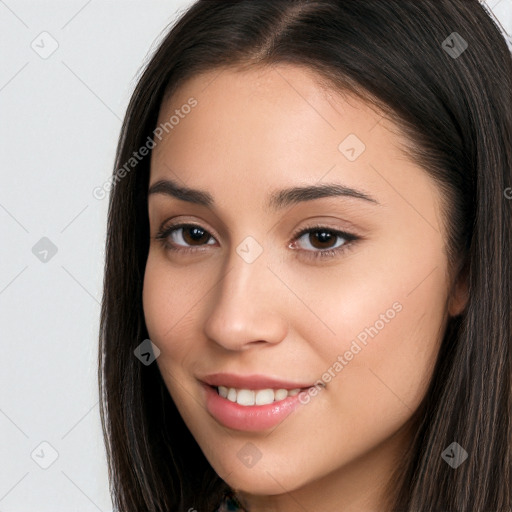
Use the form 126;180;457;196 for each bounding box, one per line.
154;222;359;261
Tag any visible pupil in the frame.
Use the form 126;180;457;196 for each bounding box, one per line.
312;231;333;248
188;227;206;242
189;227;203;239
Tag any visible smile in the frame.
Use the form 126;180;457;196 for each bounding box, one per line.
216;386;301;406
202;383;323;431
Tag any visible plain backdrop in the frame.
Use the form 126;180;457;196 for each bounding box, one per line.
1;1;510;511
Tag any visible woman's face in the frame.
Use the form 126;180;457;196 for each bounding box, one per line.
143;64;467;509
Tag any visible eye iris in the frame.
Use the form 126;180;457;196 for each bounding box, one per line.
170;227;343;250
183;226;209;245
310;230;336;249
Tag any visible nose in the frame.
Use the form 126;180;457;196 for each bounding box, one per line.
202;244;289;351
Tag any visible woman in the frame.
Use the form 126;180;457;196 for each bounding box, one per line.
98;1;512;510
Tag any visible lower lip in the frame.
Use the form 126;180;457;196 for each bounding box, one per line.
203;384;308;431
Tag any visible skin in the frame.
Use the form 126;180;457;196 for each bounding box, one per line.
142;64;468;512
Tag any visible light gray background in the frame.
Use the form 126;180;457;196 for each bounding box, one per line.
1;1;510;511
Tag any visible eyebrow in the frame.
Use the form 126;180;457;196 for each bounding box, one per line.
147;178;380;211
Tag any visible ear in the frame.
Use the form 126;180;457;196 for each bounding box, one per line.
448;261;469;317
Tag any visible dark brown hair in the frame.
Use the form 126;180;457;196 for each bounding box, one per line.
98;1;512;510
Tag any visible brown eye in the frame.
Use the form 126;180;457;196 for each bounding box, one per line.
179;226;212;246
155;222;359;261
155;223;216;251
304;230;340;250
290;225;360;261
295;228;347;251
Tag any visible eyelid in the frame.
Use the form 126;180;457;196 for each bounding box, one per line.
288;223;359;258
155;217;221;242
155;218;361;261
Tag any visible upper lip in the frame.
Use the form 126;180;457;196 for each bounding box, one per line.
200;373;314;390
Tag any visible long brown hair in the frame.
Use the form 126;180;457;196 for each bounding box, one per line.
98;1;512;510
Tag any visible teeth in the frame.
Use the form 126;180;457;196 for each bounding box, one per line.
216;386;303;406
255;389;274;405
237;389;255;406
227;388;237;402
274;389;288;401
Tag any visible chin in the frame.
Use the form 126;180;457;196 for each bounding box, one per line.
223;473;293;496
211;455;304;496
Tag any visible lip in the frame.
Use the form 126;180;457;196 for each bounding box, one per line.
200;372;314;390
202;382;311;431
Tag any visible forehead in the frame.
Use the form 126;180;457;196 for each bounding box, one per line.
157;66;381;153
153;64;388;150
148;64;437;220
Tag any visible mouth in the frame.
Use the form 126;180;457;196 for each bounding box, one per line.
199;374;325;431
213;385;305;406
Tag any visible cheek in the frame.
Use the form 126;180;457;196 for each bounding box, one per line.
302;247;449;433
142;251;203;359
142;251;217;415
142;255;198;410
